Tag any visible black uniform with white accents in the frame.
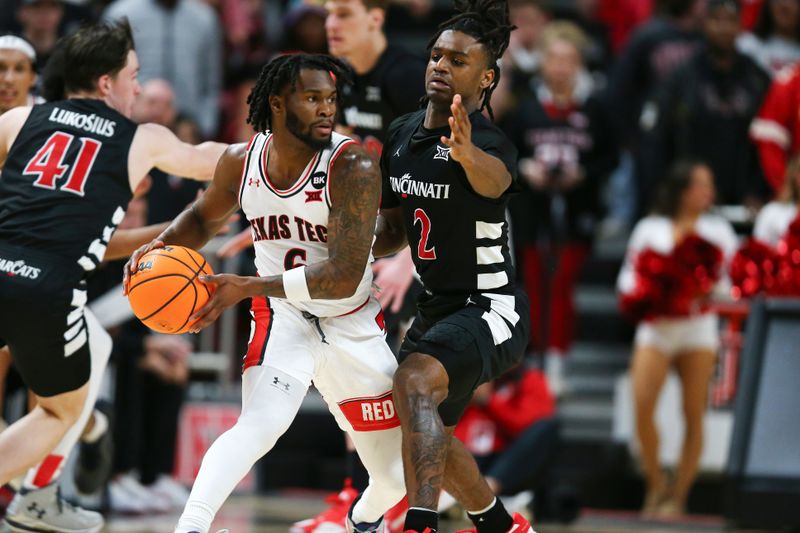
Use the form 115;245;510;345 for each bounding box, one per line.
381;109;530;425
0;99;136;396
341;45;426;156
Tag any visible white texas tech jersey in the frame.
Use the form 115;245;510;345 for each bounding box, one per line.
239;131;374;317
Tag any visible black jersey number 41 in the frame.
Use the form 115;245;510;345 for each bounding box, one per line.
24;132;102;197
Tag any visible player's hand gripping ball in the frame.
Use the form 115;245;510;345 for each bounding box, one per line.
127;245;214;334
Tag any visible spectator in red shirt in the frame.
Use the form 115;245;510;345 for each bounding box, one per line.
454;367;558;505
741;0;766;30
597;0;653;54
750;62;800;193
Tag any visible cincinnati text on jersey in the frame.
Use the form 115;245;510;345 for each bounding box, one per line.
389;173;451;199
248;214;328;243
0;258;41;279
48;107;116;137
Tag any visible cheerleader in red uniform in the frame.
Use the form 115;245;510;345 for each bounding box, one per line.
753;156;800;246
730;155;800;297
617;160;738;516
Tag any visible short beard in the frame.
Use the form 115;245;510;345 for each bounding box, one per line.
286;108;331;151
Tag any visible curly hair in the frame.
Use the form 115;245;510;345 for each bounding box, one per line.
426;0;515;119
246;53;354;133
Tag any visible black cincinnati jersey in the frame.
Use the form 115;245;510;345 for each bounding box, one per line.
381;109;519;309
0;99;136;280
341;45;426;156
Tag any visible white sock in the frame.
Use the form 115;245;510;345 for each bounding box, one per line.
351;488;386;524
82;409;108;444
437;491;457;512
175;501;215;533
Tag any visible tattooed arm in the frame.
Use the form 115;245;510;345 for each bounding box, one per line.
248;143;380;299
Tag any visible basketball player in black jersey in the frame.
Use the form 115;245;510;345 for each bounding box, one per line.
375;1;535;532
0;21;225;532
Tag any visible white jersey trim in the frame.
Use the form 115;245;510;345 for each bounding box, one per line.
258;134;323;197
238;133;261;206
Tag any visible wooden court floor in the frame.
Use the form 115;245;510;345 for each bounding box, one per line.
104;494;771;533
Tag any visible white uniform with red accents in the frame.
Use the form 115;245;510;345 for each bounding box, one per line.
175;131;406;533
616;214;739;356
239;130;373;317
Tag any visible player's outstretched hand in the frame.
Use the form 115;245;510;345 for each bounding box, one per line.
372;248;415;313
123;239;165;295
216;227;253;258
440;94;475;164
189;273;252;333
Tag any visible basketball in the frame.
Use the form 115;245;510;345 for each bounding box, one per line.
127;245;214;334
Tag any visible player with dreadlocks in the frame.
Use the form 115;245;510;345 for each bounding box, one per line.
124;53;407;533
374;0;536;532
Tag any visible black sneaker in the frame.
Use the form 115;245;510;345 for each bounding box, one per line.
73;401;113;494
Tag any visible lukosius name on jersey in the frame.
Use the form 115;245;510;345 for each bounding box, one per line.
47;107;117;137
389;173;451;200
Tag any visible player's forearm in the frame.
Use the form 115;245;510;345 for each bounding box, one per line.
373;213;408;258
249;257;367;301
460;148;511;199
188;142;228;181
105;222;170;261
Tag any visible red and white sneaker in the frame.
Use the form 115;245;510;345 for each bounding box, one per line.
290;483;359;533
455;512;537;533
507;512;537;533
382;497;408;533
0;484;16;517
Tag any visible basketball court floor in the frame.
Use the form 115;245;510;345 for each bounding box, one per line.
104;494;767;533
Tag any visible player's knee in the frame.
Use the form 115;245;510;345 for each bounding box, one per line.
236;414;292;450
38;388;87;426
393;362;448;406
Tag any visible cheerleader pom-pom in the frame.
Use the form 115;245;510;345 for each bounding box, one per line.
730;239;779;299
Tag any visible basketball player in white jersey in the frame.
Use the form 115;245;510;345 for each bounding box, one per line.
0;21;226;532
124;53;406;533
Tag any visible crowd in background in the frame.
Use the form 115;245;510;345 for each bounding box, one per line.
2;0;800;519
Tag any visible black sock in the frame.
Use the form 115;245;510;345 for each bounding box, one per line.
404;507;438;533
468;498;513;533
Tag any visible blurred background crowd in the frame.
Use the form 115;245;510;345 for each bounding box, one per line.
1;0;799;527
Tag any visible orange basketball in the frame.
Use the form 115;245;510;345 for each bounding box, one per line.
127;245;214;334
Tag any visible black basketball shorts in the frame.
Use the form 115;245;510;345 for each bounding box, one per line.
399;288;530;426
0;243;90;397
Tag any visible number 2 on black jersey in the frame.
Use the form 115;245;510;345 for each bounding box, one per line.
413;208;436;260
24;132;102;197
